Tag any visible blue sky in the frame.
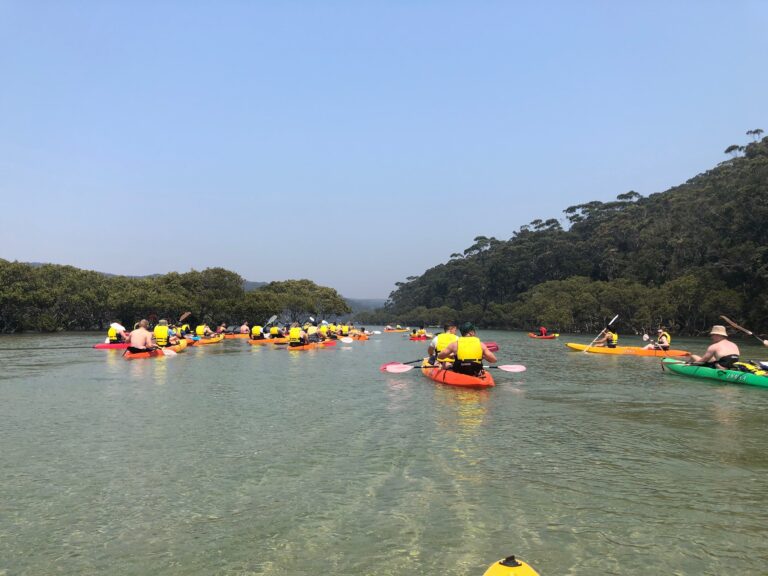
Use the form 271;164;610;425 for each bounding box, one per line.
1;1;766;298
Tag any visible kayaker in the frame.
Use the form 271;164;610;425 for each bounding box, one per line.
319;323;330;340
438;322;497;376
268;325;285;339
288;322;309;347
250;324;264;340
539;326;548;336
644;328;671;350
127;319;156;353
107;321;129;343
216;322;227;334
690;325;740;369
153;319;179;348
195;323;213;337
306;322;320;343
594;327;618;348
178;322;191;336
428;321;458;366
238;321;249;334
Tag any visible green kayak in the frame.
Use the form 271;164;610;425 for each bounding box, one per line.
662;358;768;389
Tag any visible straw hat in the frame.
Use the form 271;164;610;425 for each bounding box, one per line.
709;325;728;337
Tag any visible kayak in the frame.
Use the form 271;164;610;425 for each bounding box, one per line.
196;334;225;345
483;555;539;576
124;339;188;360
409;336;429;341
420;359;495;388
662;358;768;388
285;340;337;351
93;342;129;349
351;333;369;341
248;337;288;346
566;343;690;357
384;329;409;333
528;332;559;339
224;333;250;339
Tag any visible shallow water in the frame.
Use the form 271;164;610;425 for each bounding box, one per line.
1;331;767;575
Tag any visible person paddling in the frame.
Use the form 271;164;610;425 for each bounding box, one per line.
428;321;459;366
250;324;265;340
438;322;497;376
127;319;156;354
239;321;250;334
690;325;740;369
288;322;309;347
594;327;618;348
538;326;548;337
107;321;129;343
644;327;671;351
153;319;178;348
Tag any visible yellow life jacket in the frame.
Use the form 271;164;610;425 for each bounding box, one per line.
659;331;671;345
607;331;618;345
180;323;190;335
417;329;426;336
341;325;350;336
195;325;206;336
289;327;302;343
307;326;318;336
251;325;263;337
270;326;279;336
456;336;483;362
154;325;169;347
319;325;329;335
436;332;458;354
329;323;337;333
107;326;118;343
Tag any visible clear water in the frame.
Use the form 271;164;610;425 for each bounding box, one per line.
1;331;767;575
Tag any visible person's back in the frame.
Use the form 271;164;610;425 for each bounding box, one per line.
239;323;249;334
691;325;741;369
251;325;263;339
129;320;154;351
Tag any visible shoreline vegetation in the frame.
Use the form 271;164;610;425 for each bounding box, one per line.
0;264;350;333
358;134;768;337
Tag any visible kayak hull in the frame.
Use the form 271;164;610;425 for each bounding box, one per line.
248;337;288;345
124;339;187;360
483;556;539;576
420;359;495;388
384;329;409;333
566;343;690;357
662;358;768;388
195;335;225;345
351;334;369;341
285;341;337;351
93;342;129;349
224;333;250;339
409;336;428;341
527;333;559;339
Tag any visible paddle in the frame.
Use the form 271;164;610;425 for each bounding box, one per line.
720;315;768;347
379;359;425;371
384;363;526;374
339;337;354;344
178;311;191;323
583;314;618;353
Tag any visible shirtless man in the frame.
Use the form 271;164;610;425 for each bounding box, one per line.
128;319;156;353
689;325;740;369
239;321;250;334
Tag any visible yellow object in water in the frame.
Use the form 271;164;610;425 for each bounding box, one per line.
483;556;540;576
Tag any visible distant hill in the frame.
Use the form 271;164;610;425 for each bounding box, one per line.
345;298;387;314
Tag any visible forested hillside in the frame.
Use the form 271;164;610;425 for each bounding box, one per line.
359;133;768;335
0;264;350;333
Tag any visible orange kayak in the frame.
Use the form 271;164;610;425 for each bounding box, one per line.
247;337;288;345
420;359;495;388
195;334;225;345
565;343;690;357
384;329;409;333
285;341;337;351
124;339;188;360
224;333;250;339
527;332;559;339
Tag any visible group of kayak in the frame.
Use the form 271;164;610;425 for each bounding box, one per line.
535;320;768;389
95;315;373;359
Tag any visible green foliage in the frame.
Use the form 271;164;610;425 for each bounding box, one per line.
377;135;768;335
0;262;348;332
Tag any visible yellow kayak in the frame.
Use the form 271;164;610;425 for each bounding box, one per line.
483;556;539;576
566;342;690;357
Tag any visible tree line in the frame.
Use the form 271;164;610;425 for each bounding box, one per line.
0;263;350;333
358;132;768;336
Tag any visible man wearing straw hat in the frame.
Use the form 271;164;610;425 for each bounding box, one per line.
690;325;740;369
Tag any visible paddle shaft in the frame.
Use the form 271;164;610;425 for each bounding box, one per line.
584;314;619;353
720;315;768;345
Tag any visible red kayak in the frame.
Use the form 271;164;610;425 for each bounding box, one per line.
420;359;495;388
93;342;129;349
527;333;559;340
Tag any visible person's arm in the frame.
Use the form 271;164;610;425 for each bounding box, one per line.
698;344;716;363
427;336;439;356
481;344;497;363
438;341;457;360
